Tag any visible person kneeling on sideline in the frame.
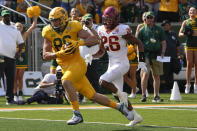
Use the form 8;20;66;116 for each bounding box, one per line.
21;68;64;104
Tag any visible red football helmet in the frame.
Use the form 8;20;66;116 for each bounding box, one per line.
102;6;120;30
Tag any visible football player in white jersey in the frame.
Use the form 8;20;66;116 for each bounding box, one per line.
93;6;147;126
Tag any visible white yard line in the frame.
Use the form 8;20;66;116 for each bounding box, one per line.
141;107;197;111
0;104;197;111
0;117;196;130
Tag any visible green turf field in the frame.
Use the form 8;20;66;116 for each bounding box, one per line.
0;93;197;131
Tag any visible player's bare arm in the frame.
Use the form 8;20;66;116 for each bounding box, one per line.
43;38;56;61
122;33;144;52
92;41;105;58
78;29;100;46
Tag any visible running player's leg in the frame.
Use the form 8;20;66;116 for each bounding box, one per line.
78;76;134;121
99;63;129;106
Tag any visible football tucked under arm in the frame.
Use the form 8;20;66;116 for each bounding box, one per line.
56;39;84;58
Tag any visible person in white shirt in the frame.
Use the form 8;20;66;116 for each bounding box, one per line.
0;10;24;105
22;71;64;104
79;13;100;103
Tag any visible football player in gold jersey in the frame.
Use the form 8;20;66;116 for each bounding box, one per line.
42;7;136;126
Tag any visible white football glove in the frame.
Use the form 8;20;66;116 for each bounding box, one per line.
85;54;93;65
137;62;148;72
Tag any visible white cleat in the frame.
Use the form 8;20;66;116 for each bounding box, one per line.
67;111;83;125
118;103;134;121
117;92;128;107
126;110;143;126
185;84;191;94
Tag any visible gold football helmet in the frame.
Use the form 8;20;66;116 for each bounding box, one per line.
49;7;68;30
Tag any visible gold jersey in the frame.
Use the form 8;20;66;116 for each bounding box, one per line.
42;20;96;99
42;20;83;66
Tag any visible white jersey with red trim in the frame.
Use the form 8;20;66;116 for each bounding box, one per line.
97;24;130;65
98;24;130;90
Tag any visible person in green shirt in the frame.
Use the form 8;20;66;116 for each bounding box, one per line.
137;11;166;102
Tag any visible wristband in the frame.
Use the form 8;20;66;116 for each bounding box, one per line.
139;52;145;62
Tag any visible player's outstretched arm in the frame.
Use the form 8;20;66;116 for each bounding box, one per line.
92;41;105;59
122;33;144;52
123;33;147;72
78;29;100;46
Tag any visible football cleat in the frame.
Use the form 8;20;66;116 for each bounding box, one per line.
117;92;128;107
67;111;83;125
126;110;143;126
118;103;134;121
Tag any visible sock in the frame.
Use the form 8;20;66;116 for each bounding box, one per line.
109;100;118;109
74;110;81;115
71;100;79;111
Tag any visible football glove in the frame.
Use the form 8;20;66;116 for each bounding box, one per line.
66;38;85;47
85;54;93;65
137;62;148;72
56;46;76;58
56;39;84;58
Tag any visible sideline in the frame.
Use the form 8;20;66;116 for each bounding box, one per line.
0;117;197;130
0;104;197;111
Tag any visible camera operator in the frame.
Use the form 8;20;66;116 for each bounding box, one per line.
20;67;64;104
78;13;100;103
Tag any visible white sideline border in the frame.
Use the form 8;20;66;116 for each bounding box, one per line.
0;117;197;130
1;104;197;111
